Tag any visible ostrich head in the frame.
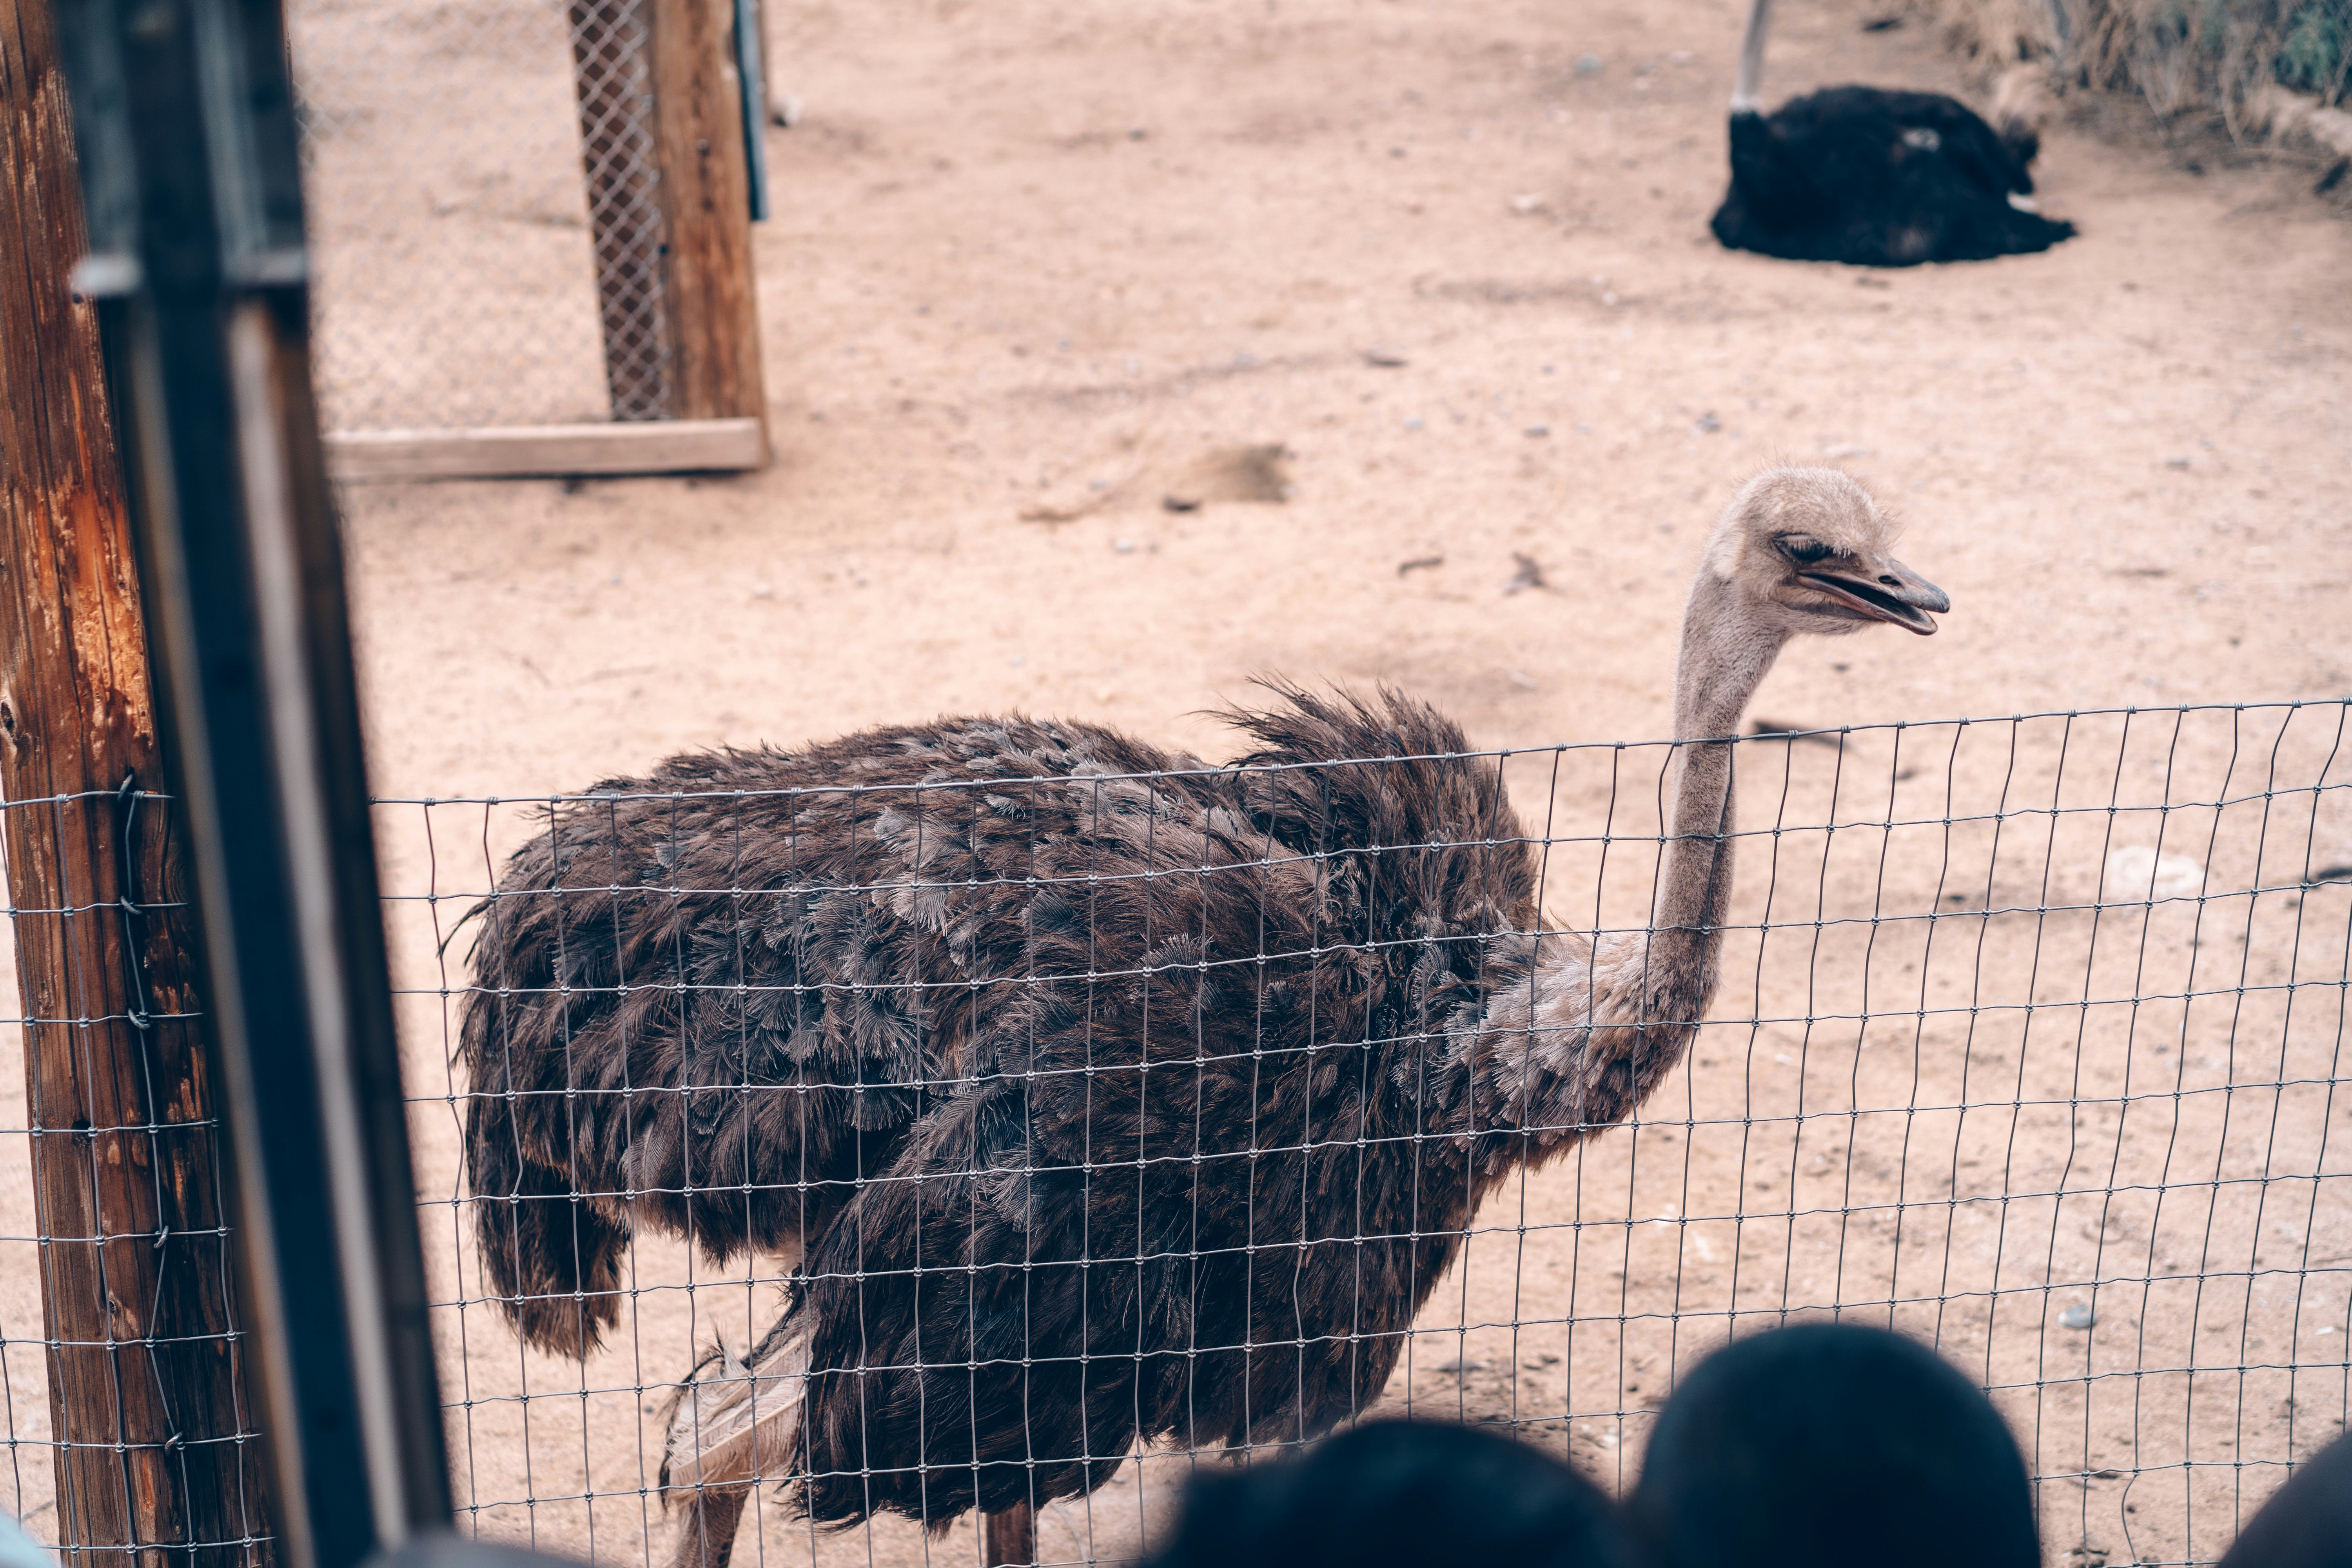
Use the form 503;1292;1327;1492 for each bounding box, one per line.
1702;466;1949;639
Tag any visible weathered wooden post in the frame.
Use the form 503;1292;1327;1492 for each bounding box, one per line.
0;0;270;1561
564;0;769;443
646;0;766;429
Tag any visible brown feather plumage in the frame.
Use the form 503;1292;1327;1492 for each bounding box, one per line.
457;686;1582;1524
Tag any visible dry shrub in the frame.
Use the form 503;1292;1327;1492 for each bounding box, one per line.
1928;0;2062;69
1913;0;2352;129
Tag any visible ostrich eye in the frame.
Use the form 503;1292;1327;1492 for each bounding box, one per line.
1775;534;1833;564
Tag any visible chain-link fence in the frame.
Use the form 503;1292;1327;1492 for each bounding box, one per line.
287;0;675;432
347;698;2352;1568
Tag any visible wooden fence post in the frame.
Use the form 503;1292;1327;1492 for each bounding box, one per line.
0;0;270;1562
566;0;768;448
647;0;766;432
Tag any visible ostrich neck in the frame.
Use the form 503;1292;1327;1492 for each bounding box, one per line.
1659;571;1784;949
1733;0;1773;111
1429;570;1788;1191
1435;569;1789;1175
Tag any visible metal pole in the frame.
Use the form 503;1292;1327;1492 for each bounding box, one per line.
46;2;456;1564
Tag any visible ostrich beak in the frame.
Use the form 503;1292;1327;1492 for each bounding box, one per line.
1799;557;1951;635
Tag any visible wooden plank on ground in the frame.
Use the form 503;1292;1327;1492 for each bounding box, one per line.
323;417;765;481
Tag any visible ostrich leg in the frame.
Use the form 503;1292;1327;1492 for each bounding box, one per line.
984;1503;1036;1566
663;1328;808;1568
671;1485;751;1568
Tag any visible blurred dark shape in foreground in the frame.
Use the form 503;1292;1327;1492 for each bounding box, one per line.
1631;1323;2039;1568
2219;1427;2352;1568
1146;1418;1639;1568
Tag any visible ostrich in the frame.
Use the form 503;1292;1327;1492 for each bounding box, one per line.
1711;0;2076;265
457;467;1947;1568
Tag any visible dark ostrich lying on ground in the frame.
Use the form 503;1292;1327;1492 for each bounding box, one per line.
458;468;1949;1567
1712;0;2076;265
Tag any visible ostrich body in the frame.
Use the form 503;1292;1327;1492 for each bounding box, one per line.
1712;0;2075;266
458;470;1947;1564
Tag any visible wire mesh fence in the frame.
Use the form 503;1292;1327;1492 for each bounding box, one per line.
287;0;671;431
0;785;270;1561
4;700;2346;1562
345;697;2352;1568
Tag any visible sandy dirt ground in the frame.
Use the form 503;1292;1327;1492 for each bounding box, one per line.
5;0;2352;1564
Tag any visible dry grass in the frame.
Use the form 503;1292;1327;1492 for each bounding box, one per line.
1918;0;2351;143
